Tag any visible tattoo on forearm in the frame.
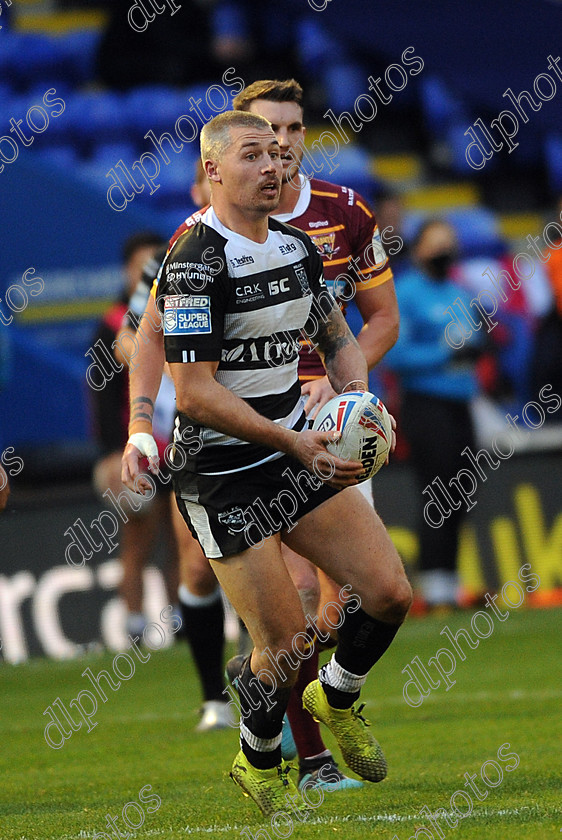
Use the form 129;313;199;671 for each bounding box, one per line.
132;396;154;408
314;303;356;365
131;411;153;423
130;396;154;425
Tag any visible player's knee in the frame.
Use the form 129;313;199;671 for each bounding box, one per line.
369;576;412;624
261;622;307;685
283;549;319;601
182;559;216;597
383;577;413;623
296;585;320;617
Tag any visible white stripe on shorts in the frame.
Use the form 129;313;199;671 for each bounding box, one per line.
357;477;374;505
182;497;223;559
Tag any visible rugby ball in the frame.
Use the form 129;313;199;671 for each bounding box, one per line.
312;391;392;480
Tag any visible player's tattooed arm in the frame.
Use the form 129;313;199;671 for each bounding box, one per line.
313;302;369;394
130;395;154;425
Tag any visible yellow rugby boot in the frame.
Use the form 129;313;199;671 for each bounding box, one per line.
230;750;310;817
302;679;387;782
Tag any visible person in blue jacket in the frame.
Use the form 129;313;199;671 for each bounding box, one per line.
385;219;482;610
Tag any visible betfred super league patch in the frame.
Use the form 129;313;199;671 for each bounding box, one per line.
163;295;211;335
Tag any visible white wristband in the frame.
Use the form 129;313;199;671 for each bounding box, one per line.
127;432;159;460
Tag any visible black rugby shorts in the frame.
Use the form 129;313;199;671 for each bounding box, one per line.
173;453;339;559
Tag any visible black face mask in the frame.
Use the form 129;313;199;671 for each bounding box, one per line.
423;251;455;280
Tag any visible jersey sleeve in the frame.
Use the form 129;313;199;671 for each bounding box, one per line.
157;227;229;364
126;246;167;329
303;232;336;333
349;191;393;291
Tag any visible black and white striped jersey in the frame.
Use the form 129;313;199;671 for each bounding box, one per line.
155;207;334;475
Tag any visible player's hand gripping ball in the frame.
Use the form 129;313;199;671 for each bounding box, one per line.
312;391;393;480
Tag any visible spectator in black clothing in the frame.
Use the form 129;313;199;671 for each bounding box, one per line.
91;232;177;640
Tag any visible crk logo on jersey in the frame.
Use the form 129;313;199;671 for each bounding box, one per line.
235;283;261;296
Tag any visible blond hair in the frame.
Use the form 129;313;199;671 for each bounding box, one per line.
200;111;273;162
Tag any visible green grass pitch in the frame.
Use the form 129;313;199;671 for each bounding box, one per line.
1;607;560;840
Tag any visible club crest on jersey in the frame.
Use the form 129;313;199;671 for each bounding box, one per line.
310;231;340;260
294;264;310;295
218;506;247;533
163;295;211;335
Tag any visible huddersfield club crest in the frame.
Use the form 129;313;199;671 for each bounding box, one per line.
310;231;340;259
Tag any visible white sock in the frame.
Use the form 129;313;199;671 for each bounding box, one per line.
178;584;221;608
320;654;367;693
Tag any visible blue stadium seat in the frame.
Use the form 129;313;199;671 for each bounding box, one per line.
297;18;335;74
0;82;15;112
211;1;248;40
6;34;66;90
143;151;197;209
544;134;562;193
183;82;222;131
91;142;138;167
65;91;129;151
183;83;216;104
420;76;468;137
296;18;367;112
33;145;79;169
78;143;140;193
445;207;505;258
19;86;72;146
324;63;368;114
0;93;59;145
447;122;498;176
401;211;425;246
58;31;101;86
0;35;20;82
124;85;189;140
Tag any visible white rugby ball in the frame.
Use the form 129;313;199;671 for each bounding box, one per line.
312;391;392;480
